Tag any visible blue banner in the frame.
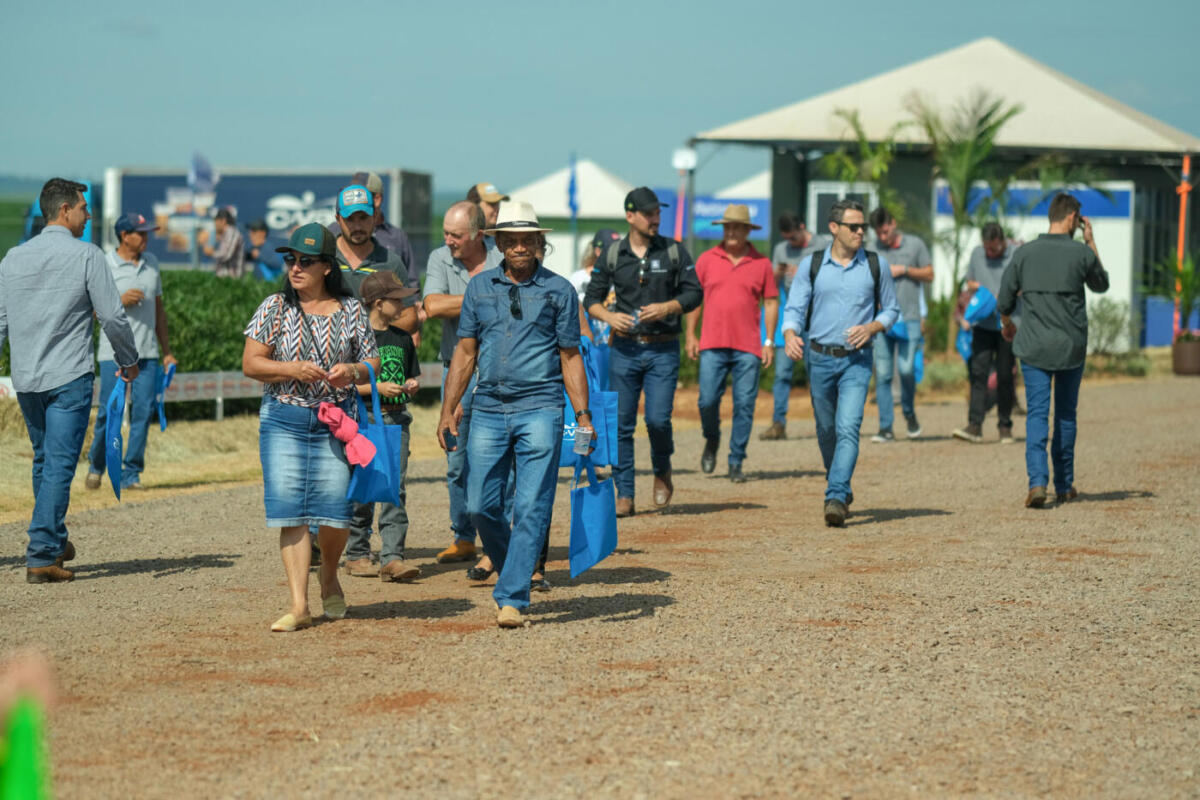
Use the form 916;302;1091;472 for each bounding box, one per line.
653;189;771;241
935;186;1132;218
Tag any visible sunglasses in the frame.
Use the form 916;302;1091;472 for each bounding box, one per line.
508;285;522;319
836;222;868;233
283;253;324;268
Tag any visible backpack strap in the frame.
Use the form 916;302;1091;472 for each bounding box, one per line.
606;239;619;271
804;252;823;332
865;250;881;313
667;241;680;270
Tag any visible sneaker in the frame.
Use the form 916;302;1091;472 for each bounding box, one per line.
700;440;718;473
435;540;476;563
905;414;922;438
823;499;848;527
728;463;746;483
343;557;378;577
952;425;983;443
497;605;524;628
380;559;420;582
998;426;1015;444
84;472;101;490
758;422;787;441
870;429;894;443
1025;486;1047;509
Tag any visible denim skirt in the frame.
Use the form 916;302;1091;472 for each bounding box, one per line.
259;395;353;528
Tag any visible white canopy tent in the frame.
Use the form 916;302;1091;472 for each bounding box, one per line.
697;37;1200;154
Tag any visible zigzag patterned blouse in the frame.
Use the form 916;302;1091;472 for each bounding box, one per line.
244;294;379;410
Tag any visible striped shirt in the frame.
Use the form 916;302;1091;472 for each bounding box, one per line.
243;294;378;409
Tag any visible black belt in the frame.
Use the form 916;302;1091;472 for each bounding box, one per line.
808;341;859;358
611;331;677;345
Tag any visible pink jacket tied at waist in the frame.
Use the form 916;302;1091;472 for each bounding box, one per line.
317;403;376;467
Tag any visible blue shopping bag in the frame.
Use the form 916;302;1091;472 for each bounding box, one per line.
956;328;973;363
585;340;611;391
104;380;125;500
568;456;617;578
886;320;909;340
560;339;618;468
157;362;176;432
964;286;998;327
345;363;402;505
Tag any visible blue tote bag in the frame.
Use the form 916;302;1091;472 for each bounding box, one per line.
568;456;618;578
345;363;402;506
156;362;176;432
560;339;619;468
104;381;125;500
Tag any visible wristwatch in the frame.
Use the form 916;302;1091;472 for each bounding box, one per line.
763;338;773;347
575;409;592;420
350;363;361;382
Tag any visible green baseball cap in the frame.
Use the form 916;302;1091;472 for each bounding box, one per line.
275;222;336;259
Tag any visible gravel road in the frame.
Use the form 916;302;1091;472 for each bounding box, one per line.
1;377;1197;798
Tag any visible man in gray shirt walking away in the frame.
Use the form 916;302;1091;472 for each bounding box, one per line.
0;178;139;583
997;193;1109;509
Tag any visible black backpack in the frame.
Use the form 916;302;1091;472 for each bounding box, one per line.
805;250;882;332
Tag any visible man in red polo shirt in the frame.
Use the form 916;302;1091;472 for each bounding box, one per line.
685;205;778;483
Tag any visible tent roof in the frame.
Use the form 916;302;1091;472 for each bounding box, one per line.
715;170;770;199
508;158;632;219
696;37;1200;156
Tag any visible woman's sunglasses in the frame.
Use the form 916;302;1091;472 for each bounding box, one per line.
283;253;324;268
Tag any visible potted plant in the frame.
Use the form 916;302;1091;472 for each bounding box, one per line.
1145;251;1200;375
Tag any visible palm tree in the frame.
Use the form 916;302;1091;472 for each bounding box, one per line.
821;108;910;223
907;89;1022;350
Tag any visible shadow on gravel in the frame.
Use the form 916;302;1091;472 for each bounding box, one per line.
657;502;766;515
351;596;475;621
73;553;242;580
1068;489;1155;503
549;566;671;586
738;469;823;481
0;556;24;569
531;592;674;624
845;508;952;526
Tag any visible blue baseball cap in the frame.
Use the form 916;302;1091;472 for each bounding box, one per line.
114;212;158;236
337;184;373;218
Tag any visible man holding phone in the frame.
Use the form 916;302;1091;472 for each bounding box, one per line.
997;193;1109;509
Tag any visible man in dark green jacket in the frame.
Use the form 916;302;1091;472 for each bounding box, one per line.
997;193;1109;509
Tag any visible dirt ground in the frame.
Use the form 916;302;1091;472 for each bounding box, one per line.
1;377;1197;798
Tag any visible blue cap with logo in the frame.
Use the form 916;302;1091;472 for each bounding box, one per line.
114;212;159;236
337;184;373;218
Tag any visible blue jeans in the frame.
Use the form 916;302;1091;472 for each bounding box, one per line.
442;369;513;544
771;345;794;425
88;359;158;487
806;347;873;503
466;406;563;609
1021;363;1084;493
16;373;93;567
874;321;921;431
698;348;761;467
609;337;679;499
349;410;411;564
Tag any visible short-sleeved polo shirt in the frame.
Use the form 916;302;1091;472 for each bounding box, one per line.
457;264;581;412
97;250;162;362
335;236;414;306
422;241;503;362
696;244;778;356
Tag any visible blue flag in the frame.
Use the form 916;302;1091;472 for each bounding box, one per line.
567;153;578;223
188;152;217;193
157;362;176;432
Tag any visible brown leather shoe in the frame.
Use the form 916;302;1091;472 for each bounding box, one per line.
758;421;787;441
380;559;420;582
435;540;476;563
497;605;524;628
84;472;101;490
55;541;76;567
1025;486;1047;508
27;564;74;583
652;472;673;507
1057;487;1079;504
615;496;635;517
343;557;378;577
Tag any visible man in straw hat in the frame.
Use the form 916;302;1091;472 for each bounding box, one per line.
437;201;592;628
685;204;778;483
583;187;701;516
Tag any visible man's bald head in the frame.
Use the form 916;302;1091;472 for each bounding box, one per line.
443;201;488;261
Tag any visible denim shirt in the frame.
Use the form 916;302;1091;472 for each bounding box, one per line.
781;246;900;347
457;263;581;412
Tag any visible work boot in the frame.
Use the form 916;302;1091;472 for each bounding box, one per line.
436;540;476;563
728;463;746;484
616;496;635;517
27;565;74;583
380;559;420;582
343;558;378;577
823;499;848;528
758;422;787;441
85;472;101;490
1025;486;1047;509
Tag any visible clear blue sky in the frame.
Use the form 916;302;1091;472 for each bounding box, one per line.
2;0;1197;197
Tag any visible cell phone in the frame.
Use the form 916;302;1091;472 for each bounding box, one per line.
443;429;457;451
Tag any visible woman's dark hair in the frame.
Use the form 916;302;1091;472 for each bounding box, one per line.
279;254;354;307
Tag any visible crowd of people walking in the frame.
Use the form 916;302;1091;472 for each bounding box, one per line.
0;175;1109;629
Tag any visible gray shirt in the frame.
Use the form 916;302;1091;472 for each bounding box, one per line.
422;241;503;362
773;234;832;285
876;233;932;322
0;225;138;393
211;226;245;278
97;250;162;362
966;244;1015;330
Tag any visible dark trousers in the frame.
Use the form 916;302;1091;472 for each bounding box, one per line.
968;328;1016;428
